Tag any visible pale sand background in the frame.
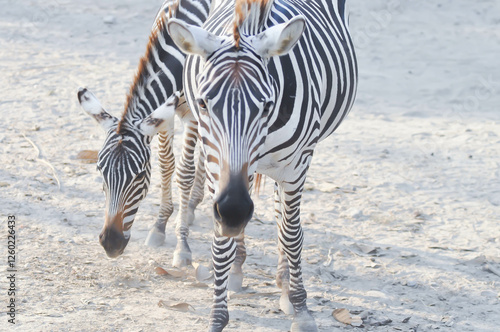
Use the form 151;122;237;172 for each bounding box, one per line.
1;0;499;331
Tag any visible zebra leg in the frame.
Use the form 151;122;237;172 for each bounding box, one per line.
277;179;318;332
145;131;175;247
274;182;295;315
277;243;295;315
227;232;246;292
209;234;236;332
172;117;198;267
186;147;206;226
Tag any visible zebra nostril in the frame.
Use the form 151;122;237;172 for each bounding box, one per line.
214;188;253;227
77;87;87;102
213;203;222;222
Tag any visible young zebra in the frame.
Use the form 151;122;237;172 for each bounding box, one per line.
77;0;210;267
167;0;357;330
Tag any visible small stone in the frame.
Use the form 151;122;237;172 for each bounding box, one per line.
406;280;417;287
413;211;425;220
344;208;363;219
480;290;497;298
103;15;116;25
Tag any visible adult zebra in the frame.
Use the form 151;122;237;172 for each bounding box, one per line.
167;0;357;330
76;0;210;267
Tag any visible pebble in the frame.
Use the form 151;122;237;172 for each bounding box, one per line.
406;280;418;287
366;290;389;299
344;208;363;219
103;15;116;25
480;290;497;298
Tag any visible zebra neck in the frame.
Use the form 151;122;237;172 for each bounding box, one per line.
118;0;212;134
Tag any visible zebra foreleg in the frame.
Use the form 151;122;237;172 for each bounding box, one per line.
173;117;198;267
145;131;175;247
227;232;246;292
186;147;206;226
274;182;295;315
277;244;295;315
277;179;318;332
209;234;236;331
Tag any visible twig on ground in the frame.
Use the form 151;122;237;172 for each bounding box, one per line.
22;133;61;190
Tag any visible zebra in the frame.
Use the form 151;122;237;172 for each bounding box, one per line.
167;0;357;330
76;0;211;267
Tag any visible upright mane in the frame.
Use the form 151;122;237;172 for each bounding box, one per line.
117;9;175;135
233;0;274;48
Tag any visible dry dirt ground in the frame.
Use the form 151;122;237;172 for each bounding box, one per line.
1;0;499;331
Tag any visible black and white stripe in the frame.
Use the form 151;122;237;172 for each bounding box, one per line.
170;0;357;330
78;0;210;263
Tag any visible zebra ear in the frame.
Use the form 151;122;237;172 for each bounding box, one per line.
78;87;118;132
167;18;222;58
137;93;179;137
251;15;306;58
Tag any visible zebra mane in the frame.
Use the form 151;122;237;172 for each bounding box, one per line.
117;10;174;135
233;0;274;48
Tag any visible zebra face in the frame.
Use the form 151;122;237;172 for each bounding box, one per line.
78;88;178;257
195;47;275;236
96;129;152;258
168;16;305;236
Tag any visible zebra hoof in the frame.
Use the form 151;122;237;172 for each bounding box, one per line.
227;272;243;292
173;250;192;267
144;228;165;247
279;293;294;315
290;311;318;332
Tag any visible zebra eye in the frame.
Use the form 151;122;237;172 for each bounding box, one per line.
197;98;208;113
262;101;273;117
136;170;146;181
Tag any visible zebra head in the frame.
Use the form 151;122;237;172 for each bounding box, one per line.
77;88;178;257
168;14;305;237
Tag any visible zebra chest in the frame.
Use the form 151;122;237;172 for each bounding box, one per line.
256;148;303;183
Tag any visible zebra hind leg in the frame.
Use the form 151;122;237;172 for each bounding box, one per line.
227;232;246;292
172;117;198;267
277;179;318;332
145;131;175;247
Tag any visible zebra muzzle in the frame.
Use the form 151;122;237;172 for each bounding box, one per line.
213;175;254;237
99;224;129;258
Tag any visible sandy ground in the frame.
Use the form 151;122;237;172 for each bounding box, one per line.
1;0;499;331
